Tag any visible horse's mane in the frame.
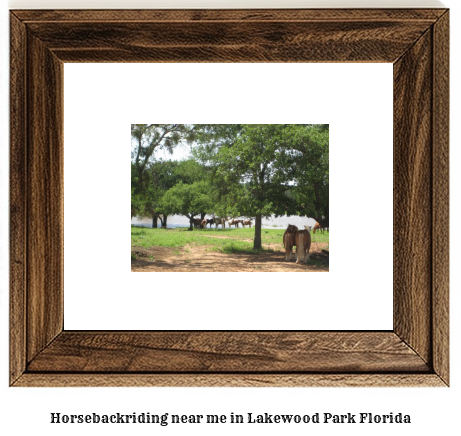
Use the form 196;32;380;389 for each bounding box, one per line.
285;224;298;233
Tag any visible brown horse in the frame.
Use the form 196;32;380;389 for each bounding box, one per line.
294;229;311;263
283;224;298;261
203;218;214;228
228;219;240;228
215;217;226;229
313;222;321;234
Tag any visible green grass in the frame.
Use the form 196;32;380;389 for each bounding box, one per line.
131;225;329;253
131;226;257;249
310;231;330;244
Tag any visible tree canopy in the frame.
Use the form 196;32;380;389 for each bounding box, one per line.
131;124;329;246
160;180;216;230
131;124;195;191
192;124;329;247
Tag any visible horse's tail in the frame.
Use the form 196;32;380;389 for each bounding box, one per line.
297;232;304;260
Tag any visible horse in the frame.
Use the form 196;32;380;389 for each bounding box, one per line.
283;224;298;261
194;218;204;229
313;222;321;234
215;217;226;229
294;229;311;263
205;218;214;228
228;219;240;228
243;220;252;228
304;225;312;233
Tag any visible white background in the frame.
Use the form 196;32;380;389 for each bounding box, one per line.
1;1;459;436
64;63;392;331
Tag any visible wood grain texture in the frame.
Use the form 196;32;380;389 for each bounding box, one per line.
13;373;446;388
432;11;450;385
9;8;449;387
26;20;432;63
27;332;429;373
9;13;27;385
26;34;64;362
393;29;433;364
12;9;447;22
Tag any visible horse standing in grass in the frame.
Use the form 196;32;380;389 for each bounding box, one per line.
243;220;252;228
228;219;240;228
283;224;298;261
215;217;226;229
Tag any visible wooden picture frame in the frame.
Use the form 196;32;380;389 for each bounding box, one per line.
10;9;449;387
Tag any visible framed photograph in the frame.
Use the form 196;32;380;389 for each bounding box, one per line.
10;9;449;387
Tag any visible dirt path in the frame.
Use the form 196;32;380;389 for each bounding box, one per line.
131;243;329;272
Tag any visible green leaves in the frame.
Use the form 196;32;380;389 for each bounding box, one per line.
160;180;216;220
131;124;195;191
194;124;326;218
131;123;329;231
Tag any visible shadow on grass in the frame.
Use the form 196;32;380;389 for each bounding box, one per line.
215;245;276;255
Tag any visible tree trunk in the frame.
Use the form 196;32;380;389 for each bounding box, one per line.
189;216;194;231
314;205;329;228
253;214;262;249
162;214;168;228
323;202;329;228
152;214;158;228
313;182;329;228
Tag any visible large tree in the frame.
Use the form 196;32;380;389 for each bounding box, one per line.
284;124;329;227
193;124;329;249
131;124;195;226
136;160;179;227
194;125;293;248
160;180;216;230
131;124;194;189
133;158;211;228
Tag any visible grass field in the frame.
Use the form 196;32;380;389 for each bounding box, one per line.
131;226;329;268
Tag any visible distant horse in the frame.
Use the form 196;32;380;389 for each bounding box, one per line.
215;217;226;229
283;224;298;261
228;219;240;228
313;222;321;234
204;218;214;228
243;220;252;228
294;229;311;264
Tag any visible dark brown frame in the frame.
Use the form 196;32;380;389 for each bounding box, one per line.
10;9;449;387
